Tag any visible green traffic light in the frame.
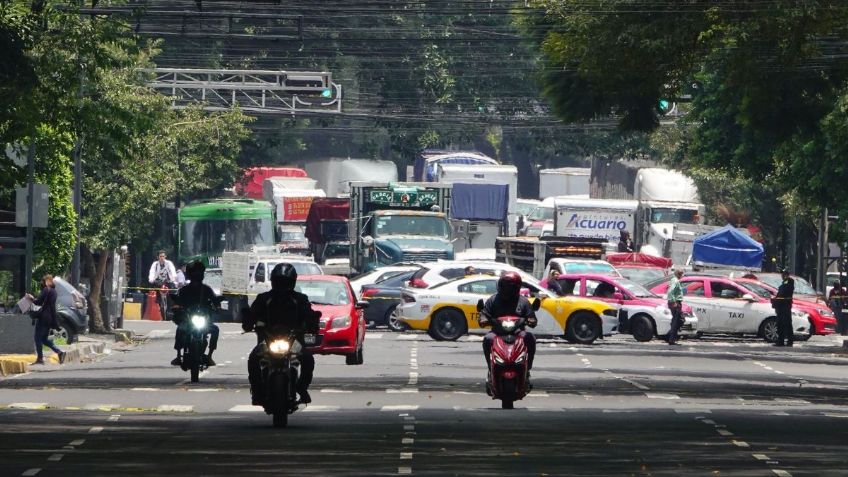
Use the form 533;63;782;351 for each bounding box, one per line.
659;99;670;110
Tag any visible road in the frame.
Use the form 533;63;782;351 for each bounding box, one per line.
1;322;847;476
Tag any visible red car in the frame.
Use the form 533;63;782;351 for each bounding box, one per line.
295;275;367;365
735;278;837;337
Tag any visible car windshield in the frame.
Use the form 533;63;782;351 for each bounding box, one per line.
649;207;699;224
180;218;274;258
268;261;322;276
759;274;817;295
278;228;305;241
527;206;553;221
617;267;666;286
323;242;350;258
616;278;657;298
516;201;539;216
563;262;617;275
737;281;773;299
296;280;351;306
373;215;449;238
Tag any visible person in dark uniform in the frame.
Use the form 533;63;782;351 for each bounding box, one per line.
242;263;321;405
772;268;795;347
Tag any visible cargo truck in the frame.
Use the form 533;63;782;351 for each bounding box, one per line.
552;197;639;252
304;158;398;197
436;163;519;236
348;182;466;274
495;236;607;279
538;167;590;199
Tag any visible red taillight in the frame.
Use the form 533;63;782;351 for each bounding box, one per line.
360;288;379;298
409;278;428;288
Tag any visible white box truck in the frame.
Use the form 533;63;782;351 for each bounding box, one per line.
304;158;398;197
553;197;639;252
436;163;519;236
538;167;590;199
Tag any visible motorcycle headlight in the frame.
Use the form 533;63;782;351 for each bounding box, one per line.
500;320;516;331
493;356;505;365
190;315;207;329
330;315;351;329
268;339;291;355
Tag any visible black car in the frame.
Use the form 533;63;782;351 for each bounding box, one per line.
360;270;418;332
52;277;89;343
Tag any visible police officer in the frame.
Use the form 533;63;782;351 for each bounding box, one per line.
170;260;221;366
773;268;795;347
242;263;321;405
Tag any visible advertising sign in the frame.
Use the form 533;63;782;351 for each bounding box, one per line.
281;196;316;221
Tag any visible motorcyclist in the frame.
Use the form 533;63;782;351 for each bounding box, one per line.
478;271;538;372
170;260;221;366
242;263;321;405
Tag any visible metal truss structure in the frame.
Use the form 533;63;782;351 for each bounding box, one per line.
145;68;343;115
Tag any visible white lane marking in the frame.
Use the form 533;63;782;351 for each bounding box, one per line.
403;416;415;421
774;370;785;374
368;334;383;340
676;409;711;414
401;438;414;445
733;440;750;448
527;391;549;398
622;379;650;391
320;388;353;394
398;467;412;475
717;429;734;436
47;454;63;462
88;427;103;434
397;334;419;341
701;419;716;425
302;405;340;412
404;425;415;431
387;388;419;394
381;405;419;412
603;410;636;413
188;388;219;393
774;398;809;404
147;329;169;338
823;413;848;418
107;415;120;422
753;454;770;460
83;404;121;411
770;411;789;416
69;439;85;446
156;405;193;413
645;393;679;400
772;471;792;477
464;335;483;342
21;469;41;476
130;388;160;392
452;391;486;396
408;372;419;385
400;452;413;460
8;402;48;410
229;405;262;412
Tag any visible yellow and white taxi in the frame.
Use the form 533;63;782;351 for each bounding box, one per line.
398;274;620;343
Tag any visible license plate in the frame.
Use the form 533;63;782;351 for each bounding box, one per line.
303;334;317;346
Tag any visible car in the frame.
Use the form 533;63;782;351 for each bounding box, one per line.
740;272;823;305
360;270;419;332
650;276;810;342
295;275;367;365
406;260;523;289
616;266;667;286
51;277;89;344
350;264;421;298
557;274;698;342
735;278;837;338
522;220;553;238
398;274;620;343
544;258;621;279
605;252;671;286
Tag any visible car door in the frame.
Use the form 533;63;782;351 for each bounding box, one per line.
702;279;746;332
678;278;714;330
585;278;618;307
714;281;762;333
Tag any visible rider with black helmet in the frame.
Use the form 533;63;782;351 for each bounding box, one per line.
243;262;321;405
171;260;221;366
478;271;538;371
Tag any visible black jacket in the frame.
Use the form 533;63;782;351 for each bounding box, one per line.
772;277;794;311
617;239;634;253
480;294;536;325
245;289;320;335
32;285;58;328
172;283;219;323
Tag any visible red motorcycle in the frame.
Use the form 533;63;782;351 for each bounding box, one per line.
477;299;540;409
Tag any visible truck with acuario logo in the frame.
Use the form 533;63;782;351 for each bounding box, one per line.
552;197;638;252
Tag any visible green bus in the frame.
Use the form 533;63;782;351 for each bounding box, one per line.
178;199;275;268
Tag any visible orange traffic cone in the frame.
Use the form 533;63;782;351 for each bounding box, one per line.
143;291;163;321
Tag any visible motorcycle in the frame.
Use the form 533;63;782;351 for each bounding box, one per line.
477;298;541;410
177;306;212;383
258;325;321;428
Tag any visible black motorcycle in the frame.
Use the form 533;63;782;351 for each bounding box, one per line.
178;306;212;383
258;325;321;427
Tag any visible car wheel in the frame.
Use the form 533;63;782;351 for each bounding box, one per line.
631;314;654;342
429;308;467;341
565;311;601;345
345;347;364;365
760;317;779;343
49;321;75;344
386;305;408;333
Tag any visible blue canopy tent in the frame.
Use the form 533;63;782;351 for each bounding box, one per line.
692;225;764;269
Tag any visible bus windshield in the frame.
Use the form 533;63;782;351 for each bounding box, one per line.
180;218;274;259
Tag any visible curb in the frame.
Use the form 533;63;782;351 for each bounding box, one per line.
0;341;110;376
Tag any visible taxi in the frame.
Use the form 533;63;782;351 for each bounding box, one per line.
398;274;619;343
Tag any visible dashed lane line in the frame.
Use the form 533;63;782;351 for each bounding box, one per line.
645;393;679;400
21;469;41;476
88;427;103;434
46;454;63;462
772;471;793;477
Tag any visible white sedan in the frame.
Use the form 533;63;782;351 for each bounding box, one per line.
398;274;620;342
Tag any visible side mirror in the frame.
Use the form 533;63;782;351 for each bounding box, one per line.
476;299;485;312
355;301;370;309
613;292;624;301
742;293;755;301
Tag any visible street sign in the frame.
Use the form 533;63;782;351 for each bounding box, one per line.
15;184;49;228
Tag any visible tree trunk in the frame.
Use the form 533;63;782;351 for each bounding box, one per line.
87;248;110;333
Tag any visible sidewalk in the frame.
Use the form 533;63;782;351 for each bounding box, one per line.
0;334;112;376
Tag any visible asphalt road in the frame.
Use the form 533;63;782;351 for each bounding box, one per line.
2;321;847;476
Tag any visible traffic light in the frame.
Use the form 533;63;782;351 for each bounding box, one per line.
658;99;676;116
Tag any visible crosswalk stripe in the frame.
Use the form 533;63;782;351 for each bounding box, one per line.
368;333;383;339
302;405;340;412
156;405;194;413
83;404;121;411
381;405;419;412
8;402;48;410
228;405;262;413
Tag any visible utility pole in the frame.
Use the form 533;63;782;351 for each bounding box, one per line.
817;208;828;292
25;141;35;291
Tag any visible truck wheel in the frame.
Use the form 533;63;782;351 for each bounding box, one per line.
565;311;601;345
630;314;654;342
429;308;467;341
760;317;779;343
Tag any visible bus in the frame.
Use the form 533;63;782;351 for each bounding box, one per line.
178;199;275;268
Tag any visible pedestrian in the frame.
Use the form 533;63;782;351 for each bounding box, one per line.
25;274;66;365
175;263;187;288
148;250;177;319
617;230;634;253
828;281;845;335
772;268;795;347
665;268;685;345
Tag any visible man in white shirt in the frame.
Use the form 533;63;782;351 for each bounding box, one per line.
148;250;177;319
